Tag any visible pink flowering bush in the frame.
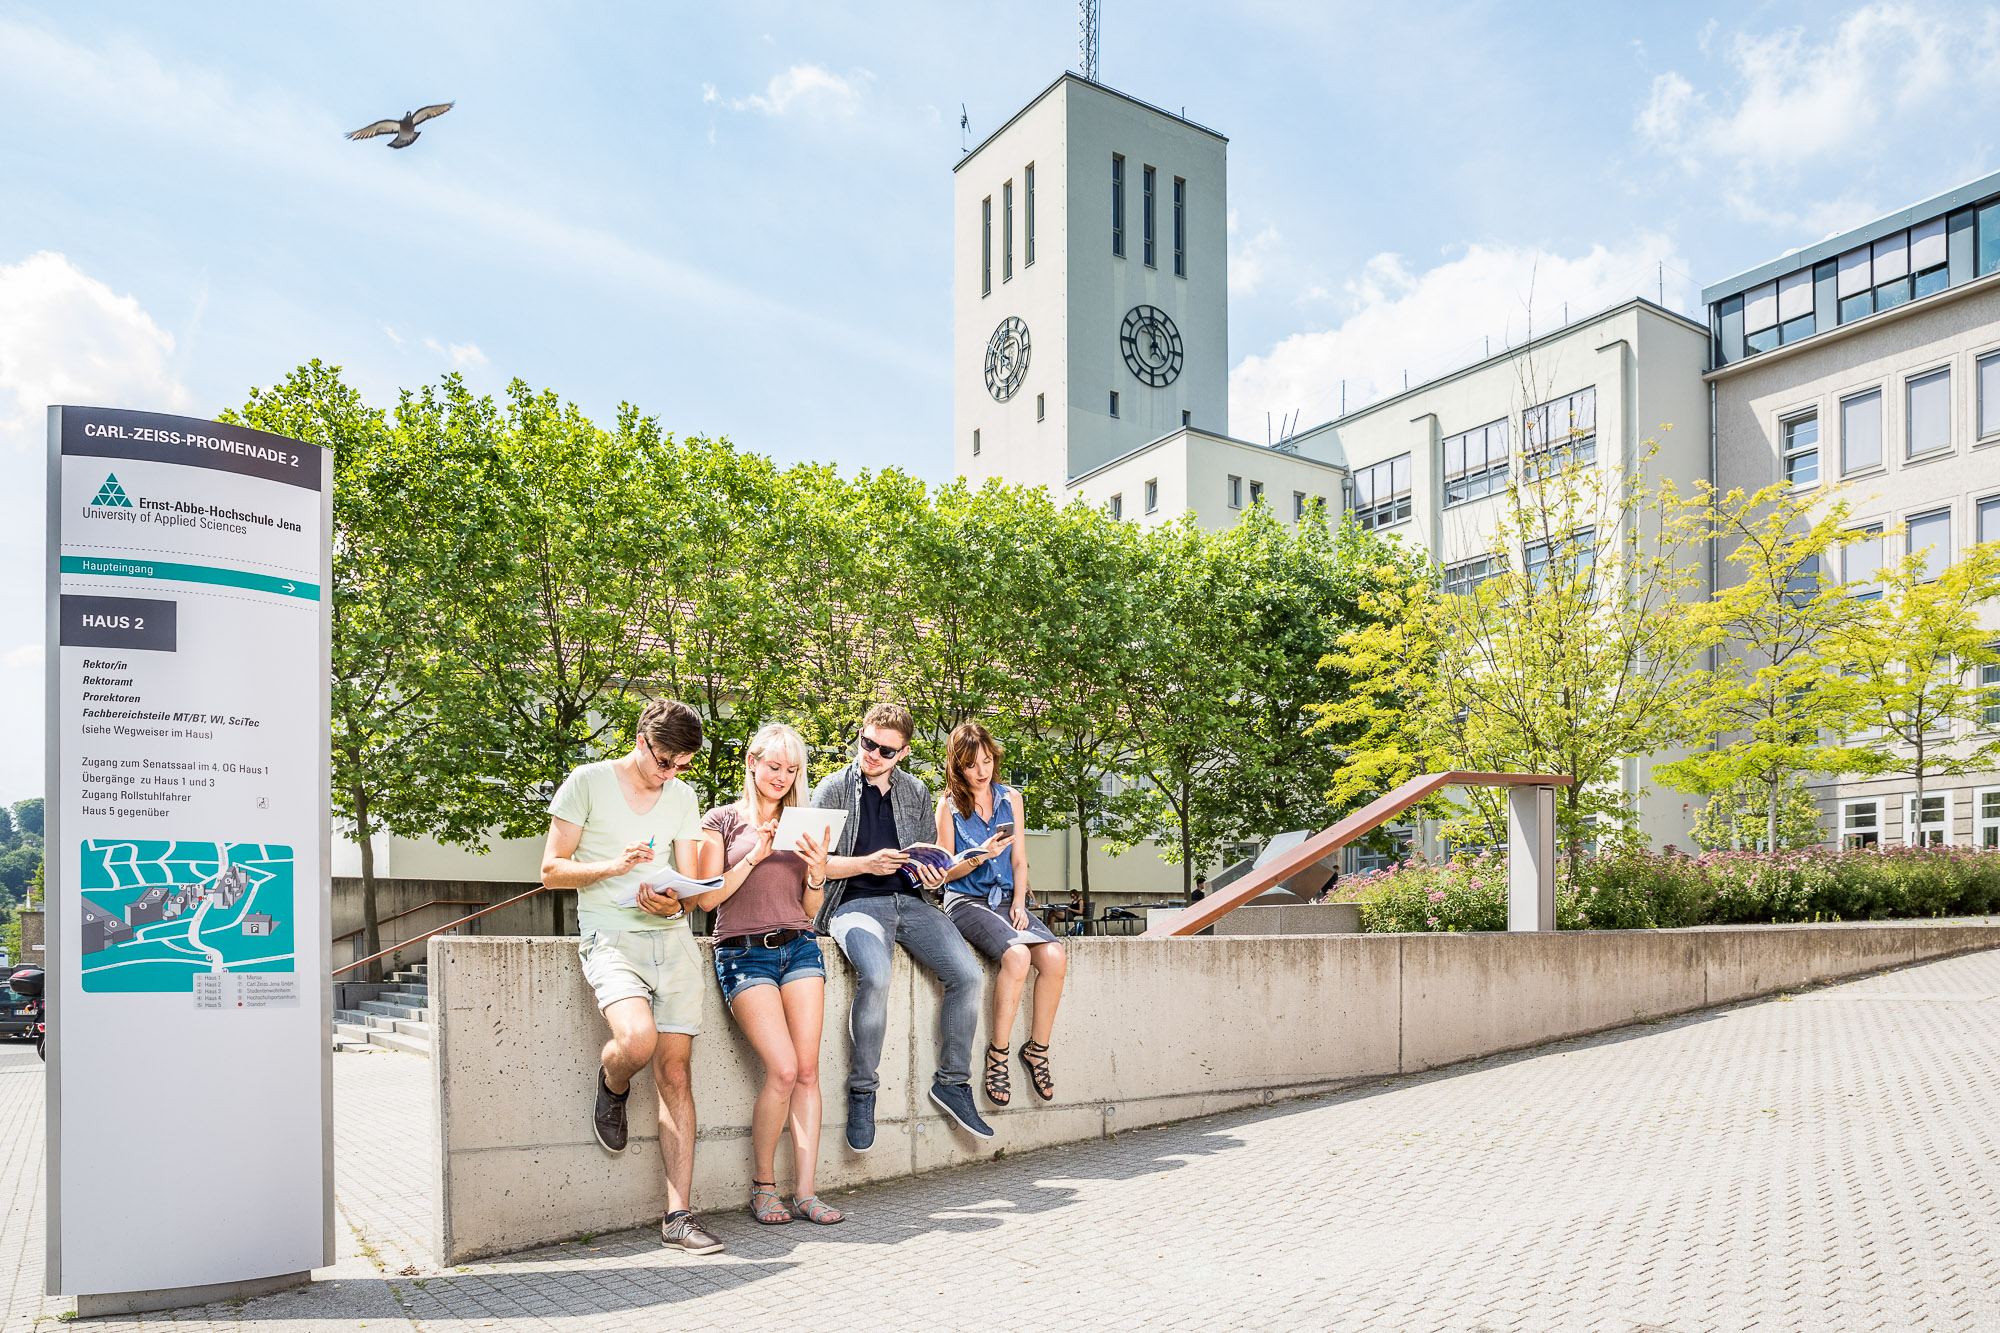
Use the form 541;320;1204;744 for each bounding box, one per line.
1338;843;2000;933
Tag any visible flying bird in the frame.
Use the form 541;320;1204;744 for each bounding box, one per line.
346;102;454;149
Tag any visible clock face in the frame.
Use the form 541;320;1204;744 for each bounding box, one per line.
984;317;1031;401
1120;305;1184;387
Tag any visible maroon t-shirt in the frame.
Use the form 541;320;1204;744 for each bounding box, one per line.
701;804;815;939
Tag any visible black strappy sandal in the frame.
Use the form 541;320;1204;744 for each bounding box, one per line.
983;1043;1012;1106
1019;1039;1054;1102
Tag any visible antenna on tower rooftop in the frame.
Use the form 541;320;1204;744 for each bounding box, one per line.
1080;0;1101;82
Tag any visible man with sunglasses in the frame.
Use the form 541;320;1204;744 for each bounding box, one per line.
812;702;993;1150
541;698;723;1254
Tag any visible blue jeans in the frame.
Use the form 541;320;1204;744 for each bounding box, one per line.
828;892;982;1093
713;934;826;1005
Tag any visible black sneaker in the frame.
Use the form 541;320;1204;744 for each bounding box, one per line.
594;1066;629;1154
845;1090;877;1153
929;1080;995;1139
662;1211;724;1254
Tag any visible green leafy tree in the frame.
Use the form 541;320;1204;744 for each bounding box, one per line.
1838;541;2000;836
1012;500;1144;923
1656;484;1872;851
0;804;14;848
226;363;507;979
1318;440;1713;864
12;798;42;839
1689;776;1825;851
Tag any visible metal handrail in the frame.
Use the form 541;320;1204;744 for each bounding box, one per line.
331;899;485;946
332;885;548;978
1140;771;1574;938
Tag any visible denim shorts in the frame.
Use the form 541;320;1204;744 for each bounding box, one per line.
713;933;826;1004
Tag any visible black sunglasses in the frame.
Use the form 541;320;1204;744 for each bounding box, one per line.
857;736;905;759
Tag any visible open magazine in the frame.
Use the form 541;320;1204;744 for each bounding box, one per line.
610;865;724;910
897;842;993;889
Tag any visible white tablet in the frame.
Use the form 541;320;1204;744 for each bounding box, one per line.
773;806;846;853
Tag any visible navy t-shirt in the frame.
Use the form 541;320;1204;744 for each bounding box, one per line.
843;778;917;899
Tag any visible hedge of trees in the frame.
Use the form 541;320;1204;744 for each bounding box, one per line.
226;363;1421;974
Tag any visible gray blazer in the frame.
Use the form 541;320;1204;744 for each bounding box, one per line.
810;761;934;932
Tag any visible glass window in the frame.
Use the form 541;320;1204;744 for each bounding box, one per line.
1111;155;1124;257
1841;799;1879;849
981;196;992;296
1525;527;1596;591
1976;787;2000;849
1036;392;1045;422
1181;409;1191;427
1249;480;1265;506
1981;353;2000;439
1744;281;1779;333
1145;479;1158;513
1443;554;1504;598
1911;216;1948;271
1108;390;1120;418
1109;493;1122;521
1142;165;1156;267
1293;490;1306;521
1522;387;1596;474
1173;177;1186;277
1778;270;1813;321
1980;496;2000;546
1983;652;2000;728
972;428;980;456
1785;552;1823;607
1907;508;1950;580
1227;475;1242;509
1024;163;1035;266
1846;524;1883;589
1002;181;1013;282
1837;245;1872;297
1874;232;1909;281
1443;418;1510;505
1842;389;1883;472
1906;792;1948;846
1352;455;1412;530
1983;200;2000;277
1783;414;1819;487
1907;368;1951;456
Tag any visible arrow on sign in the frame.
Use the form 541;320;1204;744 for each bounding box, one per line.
280;582;294;593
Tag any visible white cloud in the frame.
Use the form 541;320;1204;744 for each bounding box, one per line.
720;64;869;117
0;251;189;442
424;337;487;369
381;324;405;346
1230;223;1284;298
3;644;41;670
1229;234;1692;435
1637;4;1997;223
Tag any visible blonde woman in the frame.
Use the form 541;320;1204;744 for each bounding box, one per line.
932;722;1065;1107
690;723;843;1226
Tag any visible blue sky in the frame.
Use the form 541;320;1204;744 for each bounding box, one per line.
6;0;2000;802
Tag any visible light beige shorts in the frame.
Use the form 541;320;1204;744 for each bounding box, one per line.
578;927;704;1036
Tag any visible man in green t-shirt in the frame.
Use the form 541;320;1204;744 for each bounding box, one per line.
540;698;719;1254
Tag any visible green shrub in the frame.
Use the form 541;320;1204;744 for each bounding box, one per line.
1344;843;2000;932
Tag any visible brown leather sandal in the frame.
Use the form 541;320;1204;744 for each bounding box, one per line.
983;1043;1012;1106
1019;1039;1054;1102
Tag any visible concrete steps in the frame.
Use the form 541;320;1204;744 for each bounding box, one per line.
331;962;432;1057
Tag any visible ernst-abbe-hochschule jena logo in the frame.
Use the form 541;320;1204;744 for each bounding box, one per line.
89;474;134;508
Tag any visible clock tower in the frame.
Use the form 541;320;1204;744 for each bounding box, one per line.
952;74;1228;496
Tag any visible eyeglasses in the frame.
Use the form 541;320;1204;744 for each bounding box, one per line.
644;739;695;775
857;735;905;760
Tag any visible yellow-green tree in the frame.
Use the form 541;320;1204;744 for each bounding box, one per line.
1317;438;1713;862
1838;540;2000;836
1655;484;1874;852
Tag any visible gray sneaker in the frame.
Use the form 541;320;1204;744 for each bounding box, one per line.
845;1090;877;1153
662;1211;724;1254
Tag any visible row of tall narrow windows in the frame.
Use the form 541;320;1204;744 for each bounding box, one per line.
1778;352;2000;488
1111;155;1186;276
980;163;1035;296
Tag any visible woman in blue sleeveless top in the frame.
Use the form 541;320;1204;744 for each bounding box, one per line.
931;721;1066;1107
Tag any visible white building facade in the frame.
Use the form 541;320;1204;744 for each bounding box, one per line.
1704;171;2000;850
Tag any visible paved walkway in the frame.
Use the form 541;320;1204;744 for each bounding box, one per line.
6;949;2000;1331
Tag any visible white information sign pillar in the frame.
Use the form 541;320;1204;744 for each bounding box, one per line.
45;406;332;1314
1506;784;1557;932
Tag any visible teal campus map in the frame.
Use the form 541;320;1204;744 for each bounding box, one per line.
78;839;296;993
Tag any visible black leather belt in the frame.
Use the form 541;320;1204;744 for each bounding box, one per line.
716;929;811;950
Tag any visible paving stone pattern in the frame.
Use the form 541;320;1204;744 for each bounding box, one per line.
5;949;2000;1331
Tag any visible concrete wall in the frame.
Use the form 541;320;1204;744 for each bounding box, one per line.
427;918;2000;1264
